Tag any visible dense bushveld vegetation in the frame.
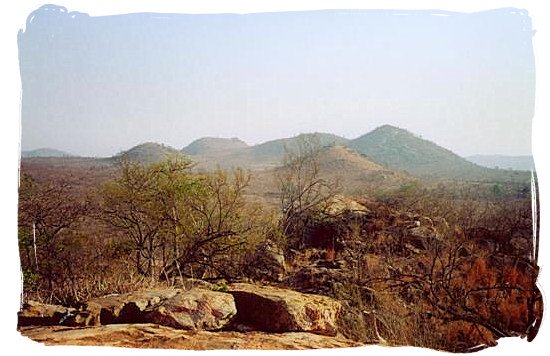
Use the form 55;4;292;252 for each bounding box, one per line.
19;158;275;302
18;143;541;352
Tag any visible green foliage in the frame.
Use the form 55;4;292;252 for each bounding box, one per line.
212;280;229;292
394;180;424;199
101;157;272;281
168;168;266;279
101;157;198;276
492;183;504;198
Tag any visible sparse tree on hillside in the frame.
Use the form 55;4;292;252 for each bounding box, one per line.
101;158;196;277
163;168;263;280
102;158;263;281
18;173;92;299
277;135;340;250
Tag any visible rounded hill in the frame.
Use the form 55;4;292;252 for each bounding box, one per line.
182;137;249;156
113;142;186;164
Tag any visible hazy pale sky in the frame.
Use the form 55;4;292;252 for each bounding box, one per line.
19;5;535;157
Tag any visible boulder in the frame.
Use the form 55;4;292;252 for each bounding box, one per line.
403;224;440;252
408;225;435;239
228;283;341;336
323;195;370;217
143;288;236;330
284;264;347;296
246;239;286;282
72;287;236;330
18;301;75;327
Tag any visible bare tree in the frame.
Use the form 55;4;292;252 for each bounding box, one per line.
18;173;92;298
101;158;195;277
277;135;340;250
162;168;261;280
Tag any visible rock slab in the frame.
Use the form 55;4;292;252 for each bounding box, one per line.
20;324;361;350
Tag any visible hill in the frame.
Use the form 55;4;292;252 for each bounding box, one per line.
249;133;349;163
466;155;534;171
26;127;530;185
21;148;73;158
317;145;385;172
189;133;349;171
347;125;475;177
184;128;530;184
315;145;413;195
182;137;249;156
113;142;186;165
247;145;414;203
347;125;529;182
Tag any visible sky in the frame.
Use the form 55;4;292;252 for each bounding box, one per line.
18;5;536;157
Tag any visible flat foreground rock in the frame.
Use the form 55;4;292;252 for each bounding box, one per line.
20;324;361;350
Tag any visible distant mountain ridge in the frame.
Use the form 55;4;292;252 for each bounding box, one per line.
466;155;534;171
314;145;413;194
26;126;530;183
182;125;529;182
21;148;73;158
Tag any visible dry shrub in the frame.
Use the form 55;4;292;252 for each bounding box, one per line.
333;282;378;343
333;281;439;349
20;234;158;306
444;321;496;352
497;265;532;332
